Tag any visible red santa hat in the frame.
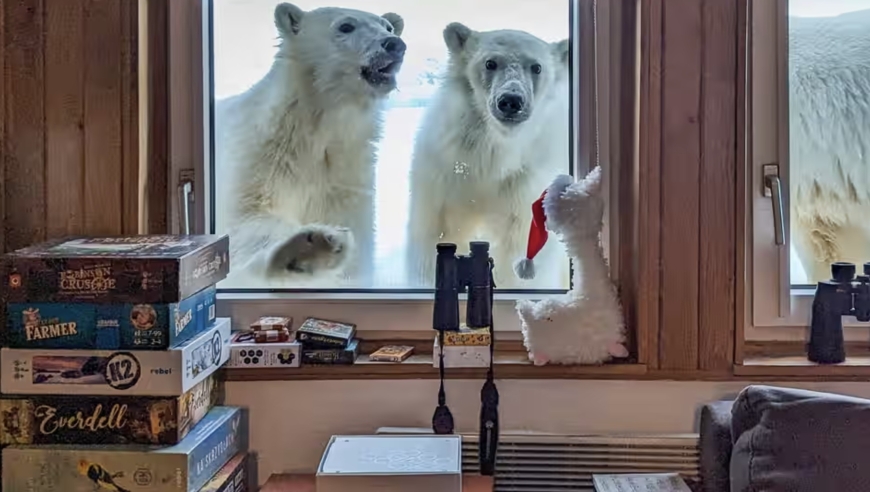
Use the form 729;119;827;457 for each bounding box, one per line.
513;189;550;280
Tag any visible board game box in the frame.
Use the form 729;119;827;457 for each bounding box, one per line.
302;339;359;365
0;374;220;446
2;235;229;304
295;317;356;349
1;406;248;492
0;318;231;396
200;452;249;492
4;285;217;350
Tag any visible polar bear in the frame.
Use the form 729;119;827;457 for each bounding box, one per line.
405;23;571;289
789;9;870;283
214;3;406;288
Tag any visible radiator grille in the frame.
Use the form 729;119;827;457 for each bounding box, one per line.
460;433;700;492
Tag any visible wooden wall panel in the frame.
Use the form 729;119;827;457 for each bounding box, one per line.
0;0;5;254
640;0;741;372
4;0;47;252
699;0;738;371
658;0;703;370
0;0;139;252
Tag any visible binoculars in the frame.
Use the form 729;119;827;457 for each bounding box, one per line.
808;262;870;364
433;241;494;331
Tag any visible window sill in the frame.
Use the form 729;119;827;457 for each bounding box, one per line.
222;352;646;381
735;355;870;378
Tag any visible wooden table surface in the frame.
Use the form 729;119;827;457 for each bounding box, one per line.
260;473;494;492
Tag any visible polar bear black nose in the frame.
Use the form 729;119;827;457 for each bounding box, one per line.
497;94;525;116
382;36;406;55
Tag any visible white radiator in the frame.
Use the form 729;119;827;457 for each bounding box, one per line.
375;428;701;492
460;433;700;492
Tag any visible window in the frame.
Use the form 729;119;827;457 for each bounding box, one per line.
749;0;870;336
166;0;622;334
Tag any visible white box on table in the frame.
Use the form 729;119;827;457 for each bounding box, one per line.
433;335;492;368
226;332;301;368
316;434;463;492
1;317;231;396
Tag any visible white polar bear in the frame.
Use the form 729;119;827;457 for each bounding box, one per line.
214;3;406;288
406;23;571;289
789;9;870;283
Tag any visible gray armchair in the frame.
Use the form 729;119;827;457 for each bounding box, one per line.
699;385;870;492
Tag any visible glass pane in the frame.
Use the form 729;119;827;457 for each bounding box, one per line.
211;0;579;291
788;0;870;286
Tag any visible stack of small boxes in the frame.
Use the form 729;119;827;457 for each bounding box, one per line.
433;324;492;368
0;235;251;492
227;316;360;368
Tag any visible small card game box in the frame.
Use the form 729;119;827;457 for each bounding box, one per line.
442;325;491;346
1;318;231;396
302;339;359;365
316;435;462;492
433;335;491;368
0;374;220;446
4;285;217;350
2;406;248;492
200;452;250;492
2;235;229;304
295;317;355;349
369;345;415;362
249;316;292;332
227;332;301;368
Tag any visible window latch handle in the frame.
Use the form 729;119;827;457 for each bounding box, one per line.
763;164;785;246
177;169;195;235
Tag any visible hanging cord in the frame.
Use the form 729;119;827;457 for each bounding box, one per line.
479;258;499;476
432;328;454;434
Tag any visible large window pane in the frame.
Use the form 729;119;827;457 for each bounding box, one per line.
788;1;870;286
211;0;577;291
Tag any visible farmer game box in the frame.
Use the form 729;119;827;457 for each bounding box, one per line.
0;318;231;396
1;235;229;304
4;285;217;350
1;406;249;492
0;374;221;446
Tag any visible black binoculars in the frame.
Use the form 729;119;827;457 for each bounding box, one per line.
808;262;870;364
432;241;494;331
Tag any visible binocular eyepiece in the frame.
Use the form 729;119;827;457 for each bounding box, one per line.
433;241;494;331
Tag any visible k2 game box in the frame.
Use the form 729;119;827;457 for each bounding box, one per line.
0;318;231;396
2;235;229;304
1;406;249;492
0;374;220;446
4;285;217;350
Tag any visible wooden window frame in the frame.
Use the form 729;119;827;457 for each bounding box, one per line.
144;0;870;381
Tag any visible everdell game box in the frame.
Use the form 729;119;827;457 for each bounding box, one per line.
4;285;217;350
0;374;221;446
1;406;249;492
1;235;229;304
0;318;231;396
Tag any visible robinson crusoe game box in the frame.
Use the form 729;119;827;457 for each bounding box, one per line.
1;235;229;304
1;406;248;492
0;318;231;396
0;374;221;446
5;285;217;350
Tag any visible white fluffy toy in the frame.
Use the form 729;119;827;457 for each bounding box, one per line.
513;166;629;365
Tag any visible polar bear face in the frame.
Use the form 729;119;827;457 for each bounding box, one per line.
274;3;406;97
444;22;568;129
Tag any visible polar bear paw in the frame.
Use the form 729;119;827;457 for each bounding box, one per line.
265;225;354;277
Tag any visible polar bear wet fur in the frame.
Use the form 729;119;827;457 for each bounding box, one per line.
788;10;870;283
214;3;405;287
406;23;571;288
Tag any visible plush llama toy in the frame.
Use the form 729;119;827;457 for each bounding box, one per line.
512;166;629;365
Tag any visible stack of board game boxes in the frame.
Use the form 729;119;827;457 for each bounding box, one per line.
0;235;251;492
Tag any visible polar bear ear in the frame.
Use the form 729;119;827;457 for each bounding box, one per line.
552;39;570;66
275;3;305;37
382;13;404;37
443;22;474;54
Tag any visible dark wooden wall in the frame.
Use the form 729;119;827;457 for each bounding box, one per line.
0;0;139;253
